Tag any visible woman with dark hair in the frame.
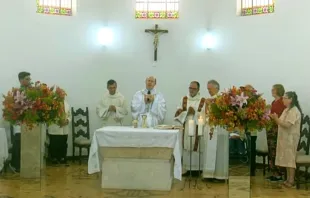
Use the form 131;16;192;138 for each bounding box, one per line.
266;84;286;181
270;91;302;188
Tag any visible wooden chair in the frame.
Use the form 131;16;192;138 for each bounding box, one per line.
71;107;91;165
256;150;270;176
296;114;310;189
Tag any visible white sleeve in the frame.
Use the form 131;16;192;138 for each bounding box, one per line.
174;97;188;124
96;97;109;119
64;101;72;122
149;93;167;124
115;97;129;119
131;91;145;120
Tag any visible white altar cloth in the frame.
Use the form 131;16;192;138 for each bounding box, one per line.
0;128;9;171
88;126;182;181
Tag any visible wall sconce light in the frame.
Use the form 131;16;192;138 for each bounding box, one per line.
97;27;114;46
202;31;216;50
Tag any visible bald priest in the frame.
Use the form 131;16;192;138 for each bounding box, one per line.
131;76;167;127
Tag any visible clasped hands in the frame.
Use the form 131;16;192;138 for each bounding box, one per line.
269;113;278;120
59;119;69;127
144;94;154;104
108;105;116;112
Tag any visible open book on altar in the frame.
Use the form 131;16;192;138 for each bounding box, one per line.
154;125;183;130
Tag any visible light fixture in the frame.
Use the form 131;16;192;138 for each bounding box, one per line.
97;27;114;46
202;31;216;50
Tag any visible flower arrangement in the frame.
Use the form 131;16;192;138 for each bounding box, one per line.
208;86;272;134
2;81;67;129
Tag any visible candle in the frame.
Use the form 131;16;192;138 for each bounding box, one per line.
188;119;195;136
198;116;204;136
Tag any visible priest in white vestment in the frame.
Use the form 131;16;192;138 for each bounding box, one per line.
174;81;206;175
203;80;229;181
131;76;166;127
96;80;128;126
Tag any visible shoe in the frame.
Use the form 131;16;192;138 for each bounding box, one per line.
51;158;59;165
9;164;18;173
281;181;295;188
213;178;225;183
59;158;66;164
270;176;283;182
203;178;214;182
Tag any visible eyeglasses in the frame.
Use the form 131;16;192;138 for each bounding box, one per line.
189;87;198;90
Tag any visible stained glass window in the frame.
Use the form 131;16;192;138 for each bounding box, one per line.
135;0;179;19
36;0;73;16
240;0;274;16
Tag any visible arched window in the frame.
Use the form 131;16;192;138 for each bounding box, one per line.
135;0;179;19
36;0;73;16
239;0;274;16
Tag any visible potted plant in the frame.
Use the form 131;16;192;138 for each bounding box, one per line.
2;81;67;178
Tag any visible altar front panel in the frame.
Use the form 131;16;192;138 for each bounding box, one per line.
99;147;174;190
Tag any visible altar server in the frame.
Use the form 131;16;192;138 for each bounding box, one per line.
131;76;166;127
48;100;71;164
96;79;128;126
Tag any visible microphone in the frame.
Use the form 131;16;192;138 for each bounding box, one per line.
147;90;151;102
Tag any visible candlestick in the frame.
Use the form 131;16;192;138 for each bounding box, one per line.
188;119;195;136
198;116;204;136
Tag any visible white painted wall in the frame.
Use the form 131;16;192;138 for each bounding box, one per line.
0;0;309;157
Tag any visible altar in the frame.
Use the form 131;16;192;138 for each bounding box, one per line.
88;126;182;191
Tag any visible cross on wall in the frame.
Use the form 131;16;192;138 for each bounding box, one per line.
145;24;168;61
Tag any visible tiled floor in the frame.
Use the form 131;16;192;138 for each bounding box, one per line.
0;162;309;198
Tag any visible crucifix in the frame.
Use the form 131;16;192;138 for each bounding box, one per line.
145;24;168;61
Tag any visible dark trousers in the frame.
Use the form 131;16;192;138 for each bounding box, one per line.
266;127;284;176
229;138;245;154
249;136;257;176
11;133;21;170
49;135;68;161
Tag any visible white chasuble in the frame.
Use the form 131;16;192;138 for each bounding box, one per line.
131;89;166;128
203;94;229;180
174;93;206;171
96;91;128;127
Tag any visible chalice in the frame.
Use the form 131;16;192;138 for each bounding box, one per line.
142;114;148;128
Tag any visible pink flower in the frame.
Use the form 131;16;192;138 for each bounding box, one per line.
263;109;271;120
235;92;249;107
14;91;26;105
230;92;249;108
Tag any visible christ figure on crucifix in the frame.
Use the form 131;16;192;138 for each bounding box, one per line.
145;24;168;61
